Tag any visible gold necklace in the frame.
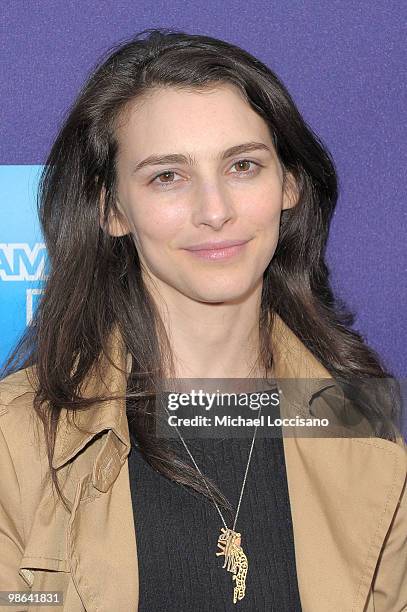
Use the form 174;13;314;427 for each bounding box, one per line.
164;405;262;604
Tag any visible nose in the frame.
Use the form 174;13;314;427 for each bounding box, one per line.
191;179;235;230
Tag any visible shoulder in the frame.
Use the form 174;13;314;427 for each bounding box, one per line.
0;366;47;472
0;366;37;412
393;433;407;456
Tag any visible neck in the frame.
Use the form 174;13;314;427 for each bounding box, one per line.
146;277;266;379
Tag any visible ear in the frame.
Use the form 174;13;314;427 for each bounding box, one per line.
282;171;299;211
99;186;131;237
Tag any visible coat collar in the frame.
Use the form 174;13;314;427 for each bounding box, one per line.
51;312;338;478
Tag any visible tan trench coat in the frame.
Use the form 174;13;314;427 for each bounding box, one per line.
0;313;406;611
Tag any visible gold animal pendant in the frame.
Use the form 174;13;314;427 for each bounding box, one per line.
216;527;248;603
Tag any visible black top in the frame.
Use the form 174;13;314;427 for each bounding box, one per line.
127;411;303;612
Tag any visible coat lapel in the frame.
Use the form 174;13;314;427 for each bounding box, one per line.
18;314;406;612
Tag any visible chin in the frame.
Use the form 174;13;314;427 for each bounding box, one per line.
188;280;256;304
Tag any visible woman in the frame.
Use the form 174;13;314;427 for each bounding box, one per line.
0;28;406;612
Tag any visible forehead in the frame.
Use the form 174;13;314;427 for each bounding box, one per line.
114;83;273;156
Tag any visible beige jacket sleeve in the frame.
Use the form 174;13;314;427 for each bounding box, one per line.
0;421;31;606
370;436;407;611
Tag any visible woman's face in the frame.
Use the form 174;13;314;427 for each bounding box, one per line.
109;83;297;304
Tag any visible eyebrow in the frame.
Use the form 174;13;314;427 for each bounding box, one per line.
132;141;272;173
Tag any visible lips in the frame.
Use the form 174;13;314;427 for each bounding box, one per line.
182;239;252;261
184;239;250;251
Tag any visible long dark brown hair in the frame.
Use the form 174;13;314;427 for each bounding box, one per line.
1;28;403;515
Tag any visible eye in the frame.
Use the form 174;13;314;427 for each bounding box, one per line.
151;170;180;188
230;159;261;176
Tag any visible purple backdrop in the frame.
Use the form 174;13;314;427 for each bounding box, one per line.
1;2;406;384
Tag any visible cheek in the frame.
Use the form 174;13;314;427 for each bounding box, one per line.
129;200;188;248
242;194;283;229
